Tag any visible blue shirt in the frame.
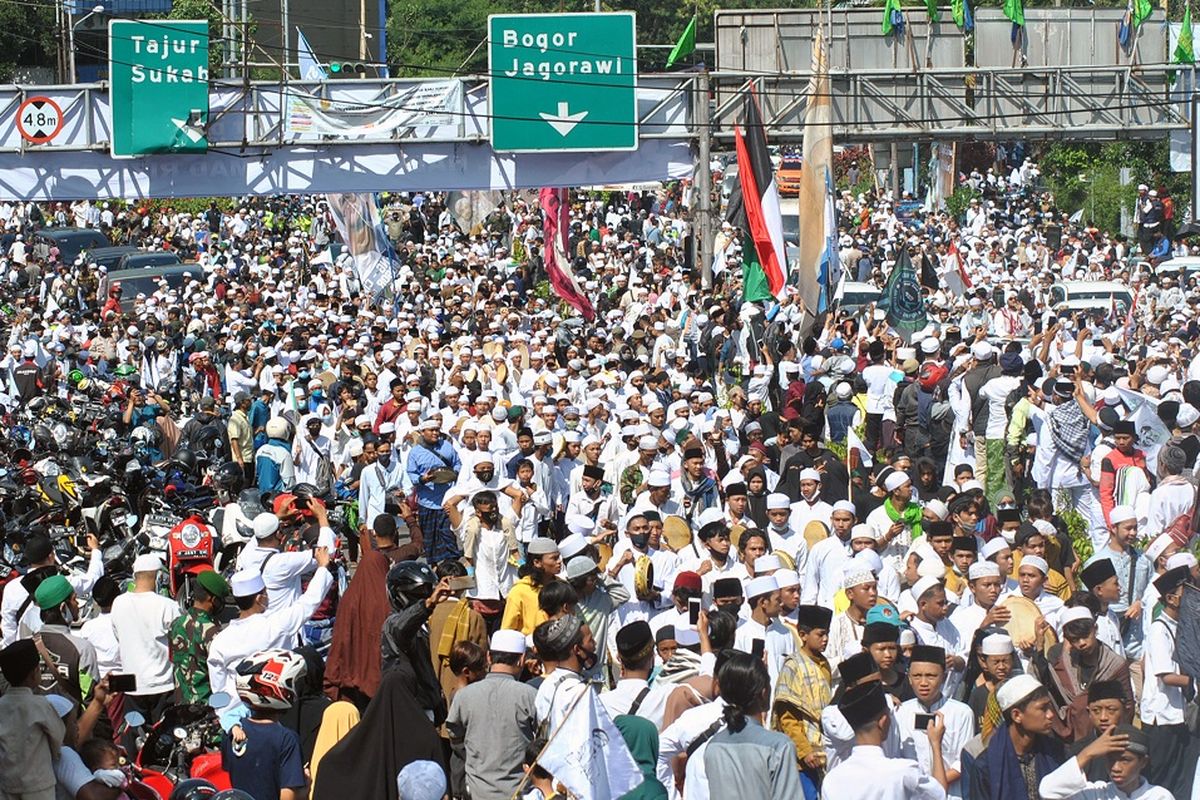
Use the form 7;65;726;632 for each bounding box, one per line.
220;719;305;800
406;436;461;509
1085;546;1151;658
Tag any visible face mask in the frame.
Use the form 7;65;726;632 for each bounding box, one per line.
629;533;649;550
477;470;494;483
377;454;391;468
578;644;598;671
61;604;75;624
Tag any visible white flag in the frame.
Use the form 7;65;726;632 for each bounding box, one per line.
1114;386;1171;472
847;427;873;469
540;686;643;800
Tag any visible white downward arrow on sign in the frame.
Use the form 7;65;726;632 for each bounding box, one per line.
539;102;588;137
171;118;205;144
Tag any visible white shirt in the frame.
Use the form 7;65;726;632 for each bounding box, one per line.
533;667;588;732
1;550;103;645
109;590;181;696
78;613;122;677
1039;756;1174;800
599;677;672;731
908;617;968;698
821;744;947;800
767;523;811;576
235;528;336;615
359;461;402;530
1140;614;1185;726
657;697;726;800
733;616;796;687
897;695;974;800
866;503;916;575
802;535;852;608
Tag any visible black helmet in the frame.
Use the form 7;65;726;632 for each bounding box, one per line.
386;561;436;610
213;462;244;495
169;780;217;800
237;488;266;519
292;483;319;503
211;792;255;800
174;447;198;475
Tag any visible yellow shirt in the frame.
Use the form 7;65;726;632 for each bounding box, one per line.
500;576;546;634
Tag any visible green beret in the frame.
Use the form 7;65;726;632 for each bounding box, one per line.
195;569;229;598
34;575;73;610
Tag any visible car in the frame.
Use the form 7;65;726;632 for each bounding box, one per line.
1153;255;1200;283
1048;280;1133;315
80;246;138;272
107;264;200;312
838;280;882;313
34;228;111;264
777;155;803;196
114;251;183;271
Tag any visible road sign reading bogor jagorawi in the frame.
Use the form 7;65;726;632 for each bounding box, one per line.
108;19;210;157
488;12;638;153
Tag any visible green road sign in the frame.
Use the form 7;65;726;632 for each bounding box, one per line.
488;12;637;153
109;19;210;157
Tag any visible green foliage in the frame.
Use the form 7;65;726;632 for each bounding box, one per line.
0;1;55;81
166;0;226;70
945;185;981;222
1054;491;1092;578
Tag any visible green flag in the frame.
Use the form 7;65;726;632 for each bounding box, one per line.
1134;0;1152;27
1003;0;1025;27
1173;5;1194;83
666;15;697;69
952;0;965;27
741;232;774;303
925;0;940;22
882;0;905;35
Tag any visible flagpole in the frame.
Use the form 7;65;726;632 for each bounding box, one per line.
507;682;594;800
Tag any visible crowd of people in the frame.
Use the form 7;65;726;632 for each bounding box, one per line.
0;153;1199;800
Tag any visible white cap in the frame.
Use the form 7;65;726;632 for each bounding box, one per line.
884;471;911;492
639;435;659;451
982;538;1010;560
766;492;791;510
798;468;821;483
968;561;1001;580
832;500;857;516
252;512;280;539
1178;403;1200;428
855;549;883;575
132;553;163;574
378;422;397;435
924;499;950;521
558;531;589;560
1020;555;1049;575
971;341;994;360
842;564;876;589
755;555;782;573
997;675;1043;711
1060;607;1094;626
745;575;779;599
490;629;528;654
899;629;917;646
1167;552;1199;571
774;568;800;588
980;633;1014;656
1146;533;1175;563
850;523;876;542
1109;505;1136;525
418;419;440;431
647;470;671;488
231;570;266;598
911;575;942;600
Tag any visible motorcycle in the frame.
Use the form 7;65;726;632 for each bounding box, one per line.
124;694;232;798
165;513;218;607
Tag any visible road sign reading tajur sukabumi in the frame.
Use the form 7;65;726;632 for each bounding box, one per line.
488;12;637;153
109;19;210;157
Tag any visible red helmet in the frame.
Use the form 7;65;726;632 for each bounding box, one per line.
918;362;948;392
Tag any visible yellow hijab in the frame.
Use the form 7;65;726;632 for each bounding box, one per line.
309;701;361;787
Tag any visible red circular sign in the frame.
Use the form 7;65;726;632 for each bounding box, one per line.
16;96;64;145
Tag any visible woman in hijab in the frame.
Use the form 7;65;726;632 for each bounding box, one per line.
614;715;668;800
281;646;332;763
744;467;770;528
309;701;360;789
311;670;445;800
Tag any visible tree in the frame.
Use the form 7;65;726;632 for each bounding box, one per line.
0;0;56;82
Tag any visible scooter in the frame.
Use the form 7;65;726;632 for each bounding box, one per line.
165;514;218;608
125;693;233;798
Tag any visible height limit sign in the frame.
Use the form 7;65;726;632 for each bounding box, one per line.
16;97;64;145
488;12;637;153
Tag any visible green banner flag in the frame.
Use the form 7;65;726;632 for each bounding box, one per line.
1003;0;1025;27
882;0;905;35
878;248;928;340
1134;0;1152;27
666;15;697;69
925;0;940;22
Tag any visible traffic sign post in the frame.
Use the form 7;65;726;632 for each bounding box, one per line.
488;12;638;153
16;97;64;145
108;19;210;157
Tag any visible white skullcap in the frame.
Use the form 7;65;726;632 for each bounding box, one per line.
230;570;266;598
1167;552;1199;571
899;628;917;646
981;538;1010;560
774;569;800;588
832;500;857;516
1060;607;1094;626
745;575;779;599
132;553;163;574
855;549;883;575
766;493;791;510
638;435;659;451
1031;519;1057;537
1178;403;1200;428
910;575;942;600
490;629;528;654
980;633;1014;656
558;532;589;560
884;471;911;492
799;467;821;483
252;512;280;539
924;499;950;520
997;674;1043;711
850;523;876;541
959;479;984;494
968;561;1002;580
647;470;671;488
1020;555;1049;575
1108;505;1136;525
842;565;876;589
755;554;783;573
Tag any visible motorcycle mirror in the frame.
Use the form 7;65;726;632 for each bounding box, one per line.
172;726;188;741
208;691;231;708
124;711;145;728
126;514;138;528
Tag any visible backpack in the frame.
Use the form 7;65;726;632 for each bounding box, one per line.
311;451;334;499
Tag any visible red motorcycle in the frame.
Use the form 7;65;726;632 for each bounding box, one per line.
127;701;232;797
166;514;217;605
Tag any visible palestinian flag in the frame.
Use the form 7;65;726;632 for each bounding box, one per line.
731;90;788;301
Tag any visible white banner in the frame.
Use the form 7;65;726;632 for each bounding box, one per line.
284;81;463;140
325;193;394;299
540;686;643;800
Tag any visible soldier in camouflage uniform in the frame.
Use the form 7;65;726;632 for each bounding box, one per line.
168;570;229;703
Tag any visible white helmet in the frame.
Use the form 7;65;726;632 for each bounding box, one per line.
265;418;290;440
234;649;306;710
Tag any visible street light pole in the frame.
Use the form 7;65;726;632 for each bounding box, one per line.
68;3;105;83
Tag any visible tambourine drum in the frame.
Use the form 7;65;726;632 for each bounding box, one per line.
596;540;614;572
803;520;830;549
776;550;796;571
429;468;458;485
663;515;692;552
999;595;1052;650
634;555;656;601
729;524;748;550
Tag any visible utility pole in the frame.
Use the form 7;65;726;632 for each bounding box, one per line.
280;0;289;77
697;69;714;289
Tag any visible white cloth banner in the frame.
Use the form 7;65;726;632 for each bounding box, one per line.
284;81;463;140
1114;386;1171;472
325;193;393;299
540;687;643;800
